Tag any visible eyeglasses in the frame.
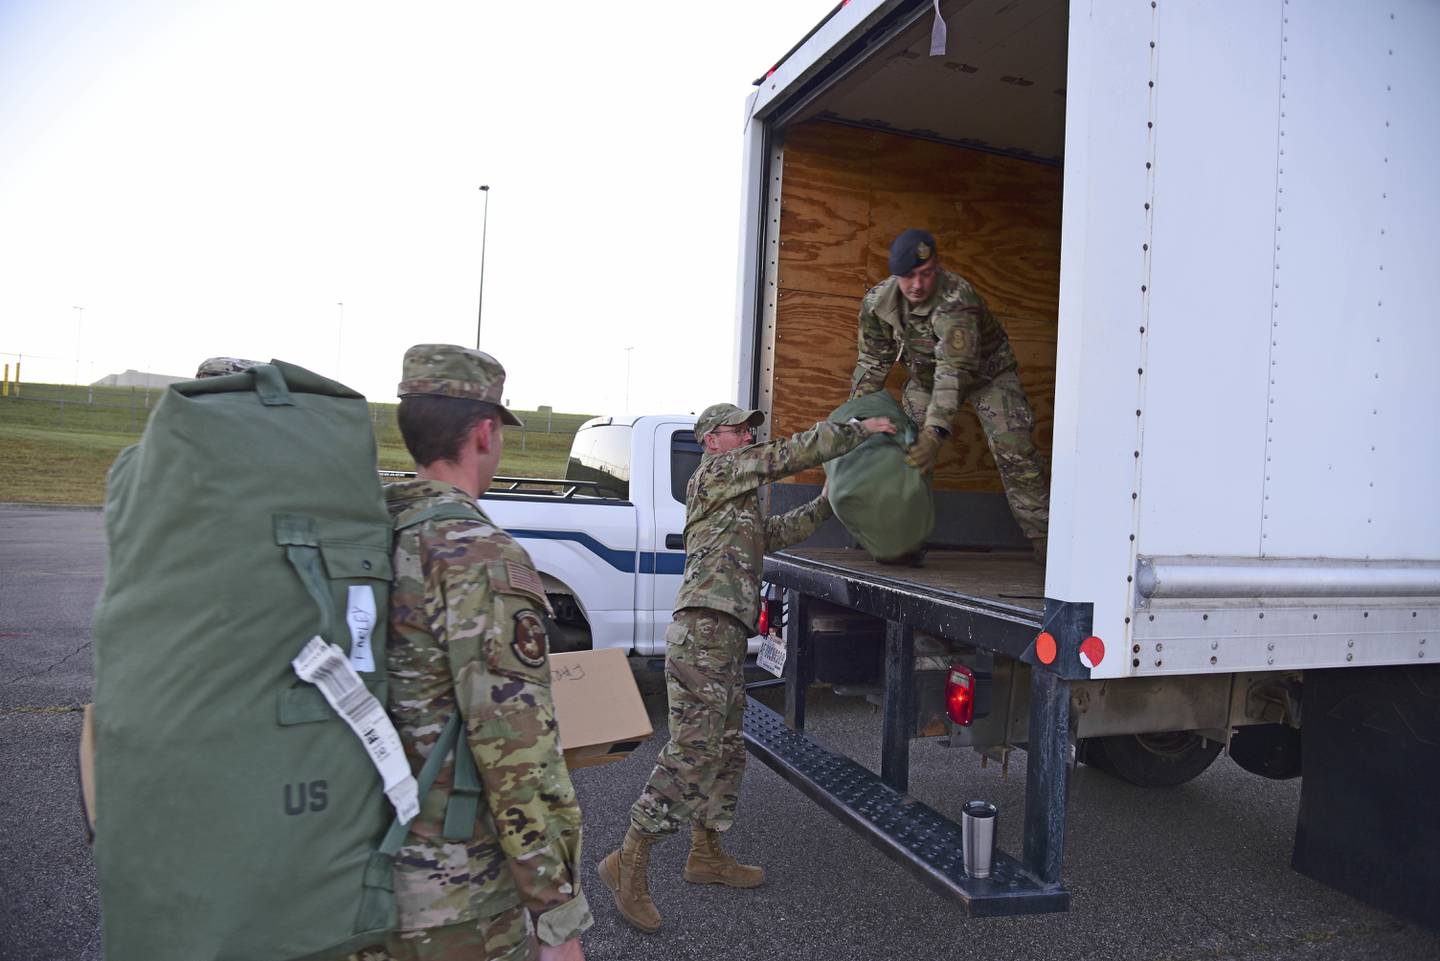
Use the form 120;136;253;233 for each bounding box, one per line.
712;425;753;436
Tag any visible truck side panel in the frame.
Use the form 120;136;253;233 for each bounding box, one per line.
1261;0;1440;560
1140;0;1280;558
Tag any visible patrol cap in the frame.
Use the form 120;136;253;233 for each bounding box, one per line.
195;357;260;378
888;228;937;276
398;343;524;427
694;402;764;443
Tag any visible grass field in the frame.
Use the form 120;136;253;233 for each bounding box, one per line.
0;382;595;506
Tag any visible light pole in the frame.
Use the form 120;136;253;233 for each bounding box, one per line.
335;302;344;375
72;306;84;385
475;185;490;350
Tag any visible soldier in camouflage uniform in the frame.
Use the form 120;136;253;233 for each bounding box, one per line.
194;356;260;377
377;345;590;961
600;403;895;933
852;229;1050;560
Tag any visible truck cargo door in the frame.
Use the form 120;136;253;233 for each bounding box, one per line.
635;424;699;655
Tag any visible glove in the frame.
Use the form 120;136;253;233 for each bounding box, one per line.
905;428;944;472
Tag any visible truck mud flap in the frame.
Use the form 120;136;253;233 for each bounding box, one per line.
743;696;1068;916
1292;664;1440;931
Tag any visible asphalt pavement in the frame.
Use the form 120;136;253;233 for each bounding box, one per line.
3;503;1438;961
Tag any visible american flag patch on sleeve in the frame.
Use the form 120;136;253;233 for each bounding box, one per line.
505;560;547;602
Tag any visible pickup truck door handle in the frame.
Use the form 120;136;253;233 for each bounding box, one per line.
664;534;684;550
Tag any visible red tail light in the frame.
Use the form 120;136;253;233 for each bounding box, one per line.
758;603;770;636
946;665;976;726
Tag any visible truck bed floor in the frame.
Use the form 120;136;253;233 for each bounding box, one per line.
782;547;1045;614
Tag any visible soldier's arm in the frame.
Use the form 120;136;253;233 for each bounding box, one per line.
927;299;987;431
763;490;834;552
851;298;895;398
440;550;593;946
698;421;869;511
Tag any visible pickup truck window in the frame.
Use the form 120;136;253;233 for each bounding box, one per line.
670;431;702;504
566;423;631;499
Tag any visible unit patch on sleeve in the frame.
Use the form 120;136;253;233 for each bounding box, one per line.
511;609;549;667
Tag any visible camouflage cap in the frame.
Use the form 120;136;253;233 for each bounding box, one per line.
888;228;937;276
694;402;764;443
398;344;524;427
195;357;261;378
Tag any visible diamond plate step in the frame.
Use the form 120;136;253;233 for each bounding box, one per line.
743;696;1069;916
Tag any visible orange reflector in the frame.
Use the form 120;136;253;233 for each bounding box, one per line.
1079;635;1105;669
1035;631;1057;664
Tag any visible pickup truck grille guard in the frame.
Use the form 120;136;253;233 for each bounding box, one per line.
745;550;1096;916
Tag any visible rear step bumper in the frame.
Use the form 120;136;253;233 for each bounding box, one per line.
742;696;1069;916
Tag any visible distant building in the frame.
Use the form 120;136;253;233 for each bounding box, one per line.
92;369;188;389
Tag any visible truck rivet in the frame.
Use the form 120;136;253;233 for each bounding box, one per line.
1210;656;1217;666
1348;640;1354;647
1211;641;1218;650
1149;614;1155;622
1132;644;1141;654
1347;653;1354;662
1154;659;1163;667
1155;643;1163;651
1267;642;1275;651
1268;657;1274;665
1421;652;1427;659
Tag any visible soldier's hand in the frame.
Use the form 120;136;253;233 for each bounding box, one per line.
859;416;897;436
905;429;943;472
538;939;585;961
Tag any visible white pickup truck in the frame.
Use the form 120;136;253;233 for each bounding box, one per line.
480;414;705;658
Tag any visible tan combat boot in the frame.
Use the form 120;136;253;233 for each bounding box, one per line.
683;825;764;888
598;826;662;933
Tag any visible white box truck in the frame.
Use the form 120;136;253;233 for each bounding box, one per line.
732;0;1440;924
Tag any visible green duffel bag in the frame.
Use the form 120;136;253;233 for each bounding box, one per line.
91;361;458;961
824;392;934;562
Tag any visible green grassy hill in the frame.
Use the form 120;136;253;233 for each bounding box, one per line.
0;381;594;506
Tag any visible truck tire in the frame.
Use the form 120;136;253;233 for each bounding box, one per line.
1078;731;1222;787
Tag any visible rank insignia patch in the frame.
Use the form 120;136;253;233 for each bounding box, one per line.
512;609;548;667
915;241;931;260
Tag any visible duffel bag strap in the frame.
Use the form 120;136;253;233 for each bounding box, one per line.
274;514;336;643
353;711;466;933
394;501;483;532
442;726;482;841
250;362;295;406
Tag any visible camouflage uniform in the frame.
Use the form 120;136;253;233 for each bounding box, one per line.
851;267;1050;539
629;418;868;836
381;479;591;960
366;343;587;960
194;356;260;378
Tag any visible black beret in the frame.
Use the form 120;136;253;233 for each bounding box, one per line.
888;228;937;276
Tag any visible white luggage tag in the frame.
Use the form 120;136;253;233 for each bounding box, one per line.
293;636;419;823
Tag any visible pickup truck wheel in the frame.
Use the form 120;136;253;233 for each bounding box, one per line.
545;593;592;653
1078;731;1222;787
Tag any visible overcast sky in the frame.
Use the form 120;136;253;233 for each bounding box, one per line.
0;0;838;414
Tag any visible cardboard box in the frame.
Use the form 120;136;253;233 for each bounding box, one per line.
549;648;653;770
